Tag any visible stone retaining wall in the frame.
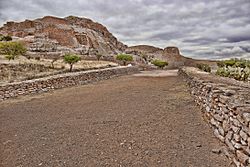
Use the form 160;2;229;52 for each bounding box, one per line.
179;67;250;167
0;66;139;101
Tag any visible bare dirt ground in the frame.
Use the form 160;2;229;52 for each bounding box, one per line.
0;71;229;167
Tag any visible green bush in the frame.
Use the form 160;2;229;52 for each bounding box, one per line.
116;54;133;65
216;58;250;81
216;67;230;77
0;41;27;60
217;58;250;68
151;59;168;69
224;59;237;67
63;53;81;71
217;61;225;68
196;63;211;73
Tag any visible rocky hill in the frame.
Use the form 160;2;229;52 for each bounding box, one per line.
0;16;126;59
0;15;216;68
126;45;216;68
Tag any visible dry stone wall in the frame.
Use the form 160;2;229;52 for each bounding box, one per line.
0;66;139;101
179;67;250;167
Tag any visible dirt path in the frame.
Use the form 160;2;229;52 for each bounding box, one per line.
0;71;229;167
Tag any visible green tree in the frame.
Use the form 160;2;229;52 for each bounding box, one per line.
151;59;168;69
63;53;81;71
0;41;27;61
116;54;133;65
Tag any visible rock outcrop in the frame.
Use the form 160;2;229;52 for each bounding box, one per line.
0;16;127;59
126;45;217;68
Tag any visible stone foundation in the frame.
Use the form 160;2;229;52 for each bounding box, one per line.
179;67;250;167
0;66;139;101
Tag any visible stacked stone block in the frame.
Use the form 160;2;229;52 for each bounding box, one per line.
179;67;250;167
0;66;139;101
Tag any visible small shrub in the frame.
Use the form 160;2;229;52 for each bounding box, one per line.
35;57;41;61
216;67;230;77
2;36;12;41
0;41;26;60
96;54;102;61
5;55;15;61
141;54;148;62
63;53;81;71
50;58;58;69
196;63;211;73
217;61;225;68
0;35;12;41
116;54;133;65
151;59;168;69
224;59;237;67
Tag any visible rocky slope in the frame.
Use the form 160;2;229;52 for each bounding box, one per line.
0;16;126;59
126;45;216;68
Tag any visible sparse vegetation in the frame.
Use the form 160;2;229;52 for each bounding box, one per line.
96;53;102;61
5;55;15;61
35;57;41;61
0;34;12;41
216;58;250;81
63;53;81;71
116;54;133;65
50;57;59;69
196;63;211;73
151;59;168;69
0;41;27;61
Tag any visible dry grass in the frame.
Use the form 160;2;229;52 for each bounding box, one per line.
0;55;118;84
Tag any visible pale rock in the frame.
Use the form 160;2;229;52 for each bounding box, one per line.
233;157;241;167
234;134;241;142
239;130;248;141
242;113;250;123
222;120;230;132
225;138;235;152
214;114;224;122
232;125;240;133
236;150;249;165
218;126;225;136
214;129;225;142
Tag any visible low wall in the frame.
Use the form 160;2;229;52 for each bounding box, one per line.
179;67;250;167
0;66;139;101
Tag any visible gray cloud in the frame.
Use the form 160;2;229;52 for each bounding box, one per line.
0;0;250;60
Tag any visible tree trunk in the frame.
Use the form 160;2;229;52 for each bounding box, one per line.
51;62;54;69
70;64;73;72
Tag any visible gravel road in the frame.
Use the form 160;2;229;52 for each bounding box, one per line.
0;71;229;167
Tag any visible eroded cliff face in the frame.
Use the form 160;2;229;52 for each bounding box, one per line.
0;16;127;58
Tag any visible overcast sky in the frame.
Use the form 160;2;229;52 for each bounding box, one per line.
0;0;250;60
